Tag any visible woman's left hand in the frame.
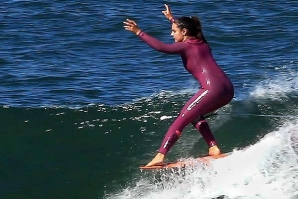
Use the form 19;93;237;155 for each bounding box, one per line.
123;19;142;35
162;4;173;20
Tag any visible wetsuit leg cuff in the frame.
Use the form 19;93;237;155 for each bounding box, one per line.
158;149;167;155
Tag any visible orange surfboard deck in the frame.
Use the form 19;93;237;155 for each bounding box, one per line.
139;153;229;170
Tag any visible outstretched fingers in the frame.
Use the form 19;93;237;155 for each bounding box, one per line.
123;19;141;35
127;19;137;25
164;4;170;12
162;4;173;19
123;19;133;30
123;19;136;27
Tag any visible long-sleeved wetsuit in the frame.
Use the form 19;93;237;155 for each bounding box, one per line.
138;31;234;154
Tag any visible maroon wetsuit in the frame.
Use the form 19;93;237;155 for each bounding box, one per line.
138;31;234;154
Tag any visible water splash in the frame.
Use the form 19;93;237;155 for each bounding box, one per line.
106;120;298;199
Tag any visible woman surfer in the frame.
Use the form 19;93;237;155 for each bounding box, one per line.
123;4;234;167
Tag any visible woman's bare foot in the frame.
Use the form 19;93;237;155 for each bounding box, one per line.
145;153;165;167
209;145;221;156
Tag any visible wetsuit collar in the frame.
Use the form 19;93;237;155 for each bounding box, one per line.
184;38;204;44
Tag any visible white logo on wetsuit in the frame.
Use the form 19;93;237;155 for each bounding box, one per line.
186;90;209;111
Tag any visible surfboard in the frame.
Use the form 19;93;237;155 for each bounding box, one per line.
139;153;229;170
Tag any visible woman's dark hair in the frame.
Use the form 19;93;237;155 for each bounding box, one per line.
175;16;208;44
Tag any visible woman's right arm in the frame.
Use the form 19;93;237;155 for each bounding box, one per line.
124;19;185;54
138;31;185;54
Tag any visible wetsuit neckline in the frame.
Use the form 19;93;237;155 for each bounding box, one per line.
184;38;204;44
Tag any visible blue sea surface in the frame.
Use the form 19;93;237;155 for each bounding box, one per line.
1;1;298;199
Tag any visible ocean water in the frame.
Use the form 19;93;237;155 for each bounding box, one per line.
1;1;298;199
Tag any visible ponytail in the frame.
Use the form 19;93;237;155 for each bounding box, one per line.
176;16;209;45
190;16;209;45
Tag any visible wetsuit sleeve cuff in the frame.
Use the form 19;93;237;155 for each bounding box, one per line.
137;31;145;37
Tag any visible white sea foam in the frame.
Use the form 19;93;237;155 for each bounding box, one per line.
107;120;298;199
249;75;298;101
136;70;298;104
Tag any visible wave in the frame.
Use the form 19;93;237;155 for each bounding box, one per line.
105;120;298;199
2;71;298;199
101;69;298;199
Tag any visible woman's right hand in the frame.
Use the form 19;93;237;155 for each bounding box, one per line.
123;19;142;35
162;4;173;20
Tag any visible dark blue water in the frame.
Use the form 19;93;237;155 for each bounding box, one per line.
1;1;298;199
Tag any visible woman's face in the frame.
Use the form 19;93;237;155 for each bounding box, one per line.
171;23;186;42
